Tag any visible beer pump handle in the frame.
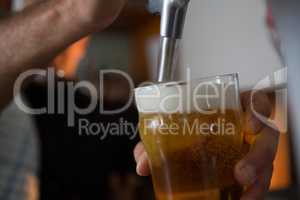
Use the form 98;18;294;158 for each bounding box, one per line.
147;0;191;82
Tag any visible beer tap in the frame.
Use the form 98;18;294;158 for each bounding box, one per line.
147;0;191;82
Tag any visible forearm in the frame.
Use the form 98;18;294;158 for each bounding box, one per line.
0;0;88;109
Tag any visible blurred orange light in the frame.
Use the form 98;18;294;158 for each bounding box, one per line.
54;37;90;79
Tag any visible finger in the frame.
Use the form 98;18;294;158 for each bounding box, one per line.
235;126;279;186
133;142;151;176
136;152;150;176
241;91;272;136
134;142;144;163
241;166;273;200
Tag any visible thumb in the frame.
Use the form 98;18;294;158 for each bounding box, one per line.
235;126;279;186
241;91;272;143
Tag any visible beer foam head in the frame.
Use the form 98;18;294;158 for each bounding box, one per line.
135;76;240;114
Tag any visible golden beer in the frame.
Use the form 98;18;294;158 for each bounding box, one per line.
139;110;247;200
135;74;246;200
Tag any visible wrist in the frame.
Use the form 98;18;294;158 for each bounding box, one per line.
53;0;94;36
58;0;126;34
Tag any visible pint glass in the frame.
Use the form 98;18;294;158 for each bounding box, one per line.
135;74;247;200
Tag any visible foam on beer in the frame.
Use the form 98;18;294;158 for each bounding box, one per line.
135;80;238;114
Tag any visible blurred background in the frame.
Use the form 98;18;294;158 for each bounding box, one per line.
0;0;293;199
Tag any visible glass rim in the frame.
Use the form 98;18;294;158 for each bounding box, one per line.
135;73;239;91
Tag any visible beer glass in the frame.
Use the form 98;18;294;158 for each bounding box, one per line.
135;74;247;200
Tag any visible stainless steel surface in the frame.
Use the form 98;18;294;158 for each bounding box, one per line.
160;0;190;38
270;0;300;197
156;0;190;82
157;37;180;82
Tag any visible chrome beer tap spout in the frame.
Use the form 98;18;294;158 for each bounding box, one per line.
147;0;190;82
